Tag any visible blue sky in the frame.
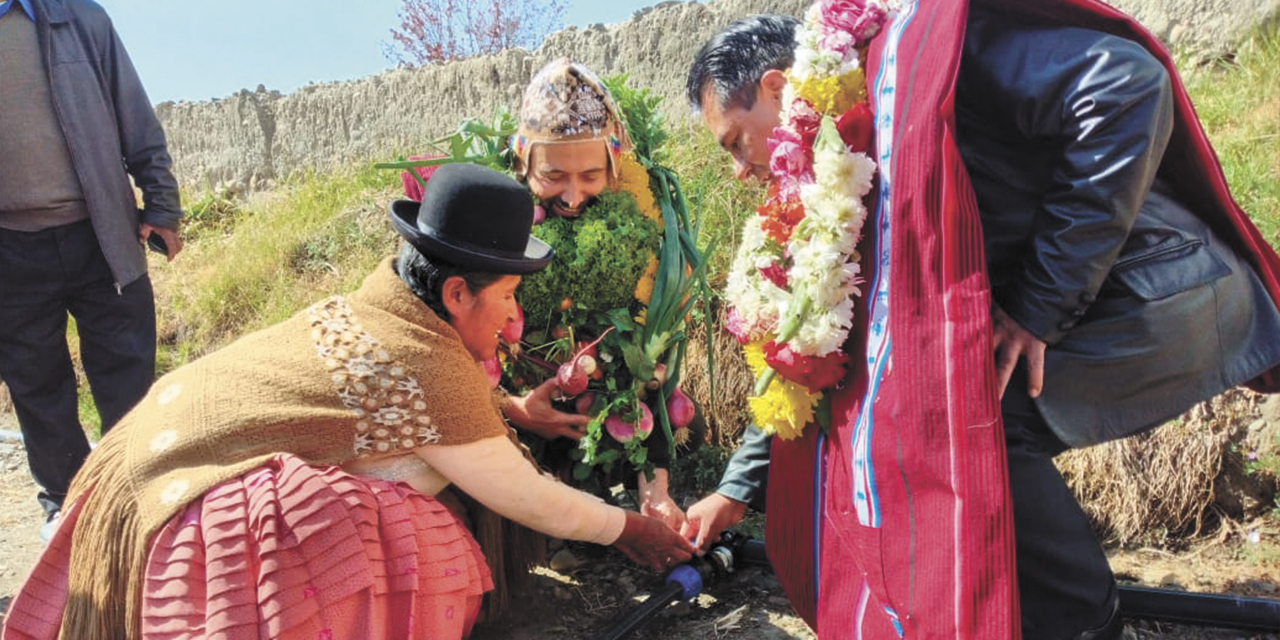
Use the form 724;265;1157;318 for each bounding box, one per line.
94;0;677;105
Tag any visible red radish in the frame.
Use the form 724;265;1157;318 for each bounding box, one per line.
605;403;654;443
556;328;613;397
558;355;595;396
481;356;502;389
500;303;524;344
574;392;596;415
666;387;695;428
576;339;606;380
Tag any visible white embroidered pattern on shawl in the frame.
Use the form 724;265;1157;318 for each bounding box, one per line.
308;297;442;456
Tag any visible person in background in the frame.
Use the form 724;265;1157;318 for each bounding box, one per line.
1;163;694;640
682;4;1280;639
0;0;183;541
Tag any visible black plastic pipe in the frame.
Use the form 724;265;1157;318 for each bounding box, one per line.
590;533;744;640
735;539;1280;632
1118;585;1280;631
590;581;687;640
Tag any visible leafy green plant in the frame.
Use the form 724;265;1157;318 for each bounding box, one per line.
372;109;518;183
1180;25;1279;250
518;191;661;326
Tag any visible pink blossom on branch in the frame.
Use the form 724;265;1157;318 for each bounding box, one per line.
384;0;567;68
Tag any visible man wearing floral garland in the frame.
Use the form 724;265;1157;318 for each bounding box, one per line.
684;2;1280;639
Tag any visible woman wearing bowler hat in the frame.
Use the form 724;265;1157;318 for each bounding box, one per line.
3;164;695;640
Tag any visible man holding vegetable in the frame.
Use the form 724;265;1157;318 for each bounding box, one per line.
502;59;693;533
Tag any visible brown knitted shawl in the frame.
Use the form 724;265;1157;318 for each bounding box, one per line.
59;257;513;640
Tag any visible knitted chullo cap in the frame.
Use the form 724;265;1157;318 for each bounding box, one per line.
511;58;632;178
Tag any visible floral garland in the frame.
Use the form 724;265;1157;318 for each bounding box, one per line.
724;0;888;439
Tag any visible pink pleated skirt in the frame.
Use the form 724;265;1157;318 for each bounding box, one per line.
3;454;493;640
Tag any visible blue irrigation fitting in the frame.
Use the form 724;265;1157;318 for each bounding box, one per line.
665;564;704;600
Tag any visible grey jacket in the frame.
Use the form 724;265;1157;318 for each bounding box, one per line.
956;8;1280;446
32;0;180;288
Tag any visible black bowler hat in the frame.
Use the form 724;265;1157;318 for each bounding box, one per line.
390;163;553;274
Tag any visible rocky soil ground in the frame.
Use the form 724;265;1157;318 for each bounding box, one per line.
0;406;1276;638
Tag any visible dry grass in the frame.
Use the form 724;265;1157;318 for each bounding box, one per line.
1057;390;1276;546
681;308;754;447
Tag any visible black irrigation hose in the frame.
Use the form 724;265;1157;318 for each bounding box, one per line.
1119;585;1280;631
591;535;1280;639
591;581;688;640
590;533;745;640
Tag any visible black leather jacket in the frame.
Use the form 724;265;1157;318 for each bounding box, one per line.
956;6;1173;345
956;6;1280;445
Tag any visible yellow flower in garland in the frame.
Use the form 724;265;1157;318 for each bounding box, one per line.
793;68;867;116
633;253;659;305
744;339;770;378
614;153;663;229
744;340;819;438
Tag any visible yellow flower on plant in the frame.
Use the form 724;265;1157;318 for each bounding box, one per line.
793;68;867;116
633;253;659;305
614;153;663;229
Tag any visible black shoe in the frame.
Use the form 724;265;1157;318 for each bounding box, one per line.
1074;598;1123;640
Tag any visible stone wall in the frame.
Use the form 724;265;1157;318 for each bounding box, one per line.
156;0;1278;195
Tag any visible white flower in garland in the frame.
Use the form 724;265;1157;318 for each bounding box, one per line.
725;215;789;341
722;0;890;438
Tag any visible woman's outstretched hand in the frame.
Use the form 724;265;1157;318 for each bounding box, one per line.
614;510;696;572
503;378;591;440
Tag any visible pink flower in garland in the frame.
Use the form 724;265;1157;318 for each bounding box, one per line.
768;127;812;185
820;0;889;45
759;262;789;290
724;308;753;344
786;98;823;149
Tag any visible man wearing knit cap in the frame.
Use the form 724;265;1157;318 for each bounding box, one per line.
500;58;691;533
509;58;630;219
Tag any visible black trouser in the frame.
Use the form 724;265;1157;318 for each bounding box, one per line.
0;219;156;517
1003;366;1119;640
